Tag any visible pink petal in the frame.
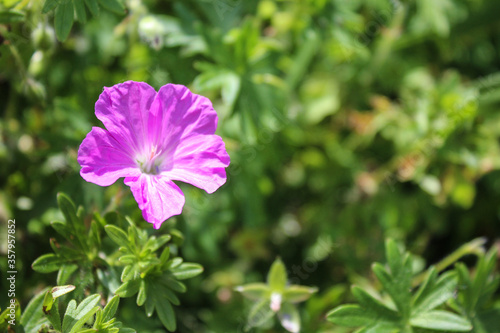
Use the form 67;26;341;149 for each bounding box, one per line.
147;84;218;150
95;81;157;155
78;127;140;186
124;174;185;229
164;134;230;193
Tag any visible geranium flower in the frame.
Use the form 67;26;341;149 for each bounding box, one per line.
78;81;230;229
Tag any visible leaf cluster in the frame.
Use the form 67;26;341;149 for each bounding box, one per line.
42;0;125;41
327;239;500;333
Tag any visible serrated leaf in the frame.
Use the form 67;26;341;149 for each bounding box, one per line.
351;286;399;321
70;306;100;333
412;270;457;315
98;0;125;14
42;0;59;13
327;304;375;327
283;285;318;303
278;302;300;333
155;296;176;331
268;258;287;292
410;310;472;331
74;0;87;23
102;295;120;322
32;253;69;273
372;262;411;319
84;0;99;16
235;283;270;301
171;263;203;280
115;278;141;297
105;225;131;249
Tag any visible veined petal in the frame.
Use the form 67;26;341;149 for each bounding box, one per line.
148;84;218;151
95;81;157;154
124;174;185;229
165;134;230;193
78;127;140;186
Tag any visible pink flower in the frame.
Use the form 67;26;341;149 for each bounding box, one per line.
78;81;230;229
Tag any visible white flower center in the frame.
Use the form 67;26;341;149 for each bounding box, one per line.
270;292;282;312
137;145;163;175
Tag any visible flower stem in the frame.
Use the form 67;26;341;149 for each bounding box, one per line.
411;237;486;287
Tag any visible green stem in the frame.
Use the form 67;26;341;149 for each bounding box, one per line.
411;237;486;287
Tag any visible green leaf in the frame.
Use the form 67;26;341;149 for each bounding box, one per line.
0;10;24;23
84;0;99;16
283;285;318;303
20;288;50;331
57;264;78;285
412;269;457;315
62;300;77;333
155;296;176;331
171;263;203;280
410;310;472;331
235;283;270;301
246;299;274;329
69;306;100;333
63;294;101;333
351;286;399;321
327;304;375;327
42;0;59;13
278;302;300;333
88;220;101;250
57;193;84;242
105;225;131;249
115;278;141;297
73;0;87;23
43;289;55;314
268;258;287;292
102;295;120;322
97;0;125;14
51;221;72;240
46;299;62;331
32;253;69;273
137;280;147;306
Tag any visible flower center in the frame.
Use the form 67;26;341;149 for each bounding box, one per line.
137;146;163;175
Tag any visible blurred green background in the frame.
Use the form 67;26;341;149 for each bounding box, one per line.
1;0;500;331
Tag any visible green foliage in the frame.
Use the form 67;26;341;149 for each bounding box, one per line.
236;258;317;332
42;0;124;41
106;220;203;331
327;239;500;332
3;0;500;331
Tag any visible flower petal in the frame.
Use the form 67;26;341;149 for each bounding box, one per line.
164;134;230;193
148;84;218;152
95;81;157;155
124;174;185;229
78;127;140;186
